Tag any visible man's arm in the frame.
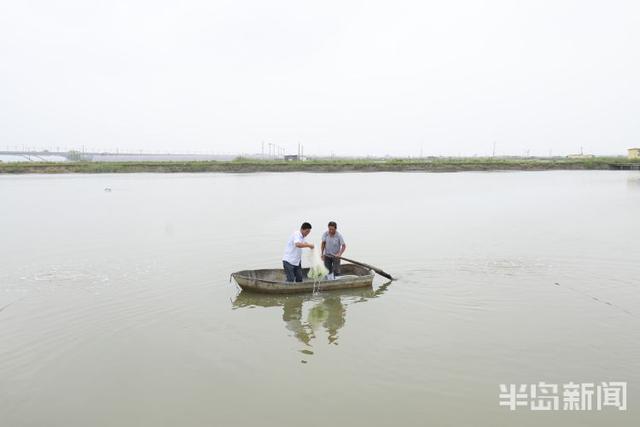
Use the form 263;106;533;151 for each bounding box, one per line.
337;243;346;257
294;233;314;249
320;241;326;259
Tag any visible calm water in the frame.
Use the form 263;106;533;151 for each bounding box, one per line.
1;171;639;426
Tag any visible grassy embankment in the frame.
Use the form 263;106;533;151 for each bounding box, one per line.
0;157;638;174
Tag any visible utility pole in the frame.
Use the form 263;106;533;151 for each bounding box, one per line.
492;141;496;157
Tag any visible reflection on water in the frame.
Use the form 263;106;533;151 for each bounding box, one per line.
232;283;391;362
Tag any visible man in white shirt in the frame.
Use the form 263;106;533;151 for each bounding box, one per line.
282;222;315;282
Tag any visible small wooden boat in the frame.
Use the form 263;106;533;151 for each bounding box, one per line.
231;263;374;294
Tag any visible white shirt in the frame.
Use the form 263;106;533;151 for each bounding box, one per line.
282;230;305;265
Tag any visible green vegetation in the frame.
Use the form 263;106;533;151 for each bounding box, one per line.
1;157;638;174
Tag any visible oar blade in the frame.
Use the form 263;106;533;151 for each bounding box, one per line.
376;270;394;281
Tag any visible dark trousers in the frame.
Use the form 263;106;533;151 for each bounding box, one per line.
283;260;303;282
323;255;341;275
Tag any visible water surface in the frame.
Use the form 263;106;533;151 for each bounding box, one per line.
1;171;638;426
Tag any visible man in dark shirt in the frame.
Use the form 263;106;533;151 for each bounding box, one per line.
321;221;346;279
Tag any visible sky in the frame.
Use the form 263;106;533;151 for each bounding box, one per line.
1;0;639;157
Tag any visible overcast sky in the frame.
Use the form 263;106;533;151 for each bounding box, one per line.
1;0;638;157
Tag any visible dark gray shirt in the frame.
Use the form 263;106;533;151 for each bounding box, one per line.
322;231;345;256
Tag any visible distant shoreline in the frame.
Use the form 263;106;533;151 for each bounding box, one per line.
1;158;638;174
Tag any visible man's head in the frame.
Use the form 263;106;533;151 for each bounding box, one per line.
300;222;312;237
328;221;337;235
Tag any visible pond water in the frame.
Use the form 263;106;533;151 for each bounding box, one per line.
1;171;638;426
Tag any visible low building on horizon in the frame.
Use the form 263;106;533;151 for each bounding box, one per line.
628;148;640;159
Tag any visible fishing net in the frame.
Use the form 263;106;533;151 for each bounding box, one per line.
307;247;328;280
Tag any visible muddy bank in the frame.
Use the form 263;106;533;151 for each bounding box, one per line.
0;158;636;174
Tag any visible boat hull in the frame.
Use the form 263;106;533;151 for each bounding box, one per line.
231;263;374;294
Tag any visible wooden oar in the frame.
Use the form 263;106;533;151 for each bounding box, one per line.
333;255;395;281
